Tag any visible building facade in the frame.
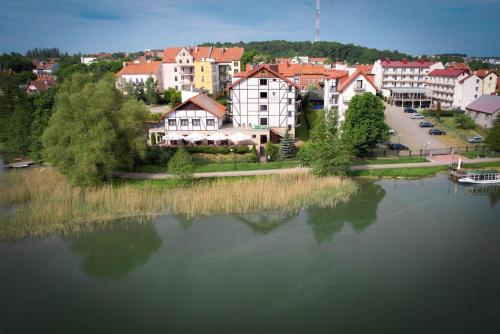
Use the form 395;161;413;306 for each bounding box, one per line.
228;65;301;140
465;95;500;129
428;69;482;109
115;61;162;91
475;70;498;95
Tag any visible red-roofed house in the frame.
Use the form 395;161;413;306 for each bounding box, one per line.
115;61;162;91
324;71;377;122
428;69;481;109
475;70;498;95
276;62;347;91
27;75;56;94
228;65;301;141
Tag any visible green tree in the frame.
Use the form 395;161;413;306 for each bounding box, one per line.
436;101;442;122
341;93;388;155
29;89;55;161
249;143;258;162
163;88;181;106
42;73;149;186
168;148;193;180
265;141;279;161
454;114;475;129
145;77;160;105
485;115;500;151
279;130;295;158
299;109;352;176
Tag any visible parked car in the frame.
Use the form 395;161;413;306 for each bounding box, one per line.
404;107;417;113
388;128;396;135
411;113;425;119
429;129;446;135
466;136;485;143
376;141;389;148
419;121;434;128
389;143;409;150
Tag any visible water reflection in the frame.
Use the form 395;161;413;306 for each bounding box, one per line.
463;184;500;207
307;181;386;243
67;221;162;280
236;210;298;234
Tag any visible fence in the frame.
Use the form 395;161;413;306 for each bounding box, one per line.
365;145;495;158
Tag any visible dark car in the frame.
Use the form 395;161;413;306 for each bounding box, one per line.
389;143;409;150
404;107;417;113
429;129;446;135
419;121;434;128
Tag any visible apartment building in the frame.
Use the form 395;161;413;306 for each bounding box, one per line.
323;71;377;122
228;65;301;141
372;59;444;108
428;69;482;109
475;70;498;95
161;46;243;93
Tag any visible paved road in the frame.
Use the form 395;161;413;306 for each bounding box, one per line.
385;105;446;151
113;157;500;179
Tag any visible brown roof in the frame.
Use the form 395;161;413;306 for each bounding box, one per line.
27;75;56;92
227;64;301;91
475;69;497;78
355;64;373;74
466;95;500;114
448;62;471;72
337;71;377;92
428;69;468;77
162;94;226;119
116;61;161;76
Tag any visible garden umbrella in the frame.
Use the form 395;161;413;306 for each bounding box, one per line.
185;133;207;142
207;133;228;141
164;132;185;141
229;132;251;143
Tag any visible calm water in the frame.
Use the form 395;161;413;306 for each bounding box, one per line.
1;174;500;334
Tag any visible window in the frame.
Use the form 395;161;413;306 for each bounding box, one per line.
288;98;292;105
182;52;185;56
175;76;178;82
202;77;205;82
201;66;204;72
174;67;177;72
260;118;268;126
234;69;239;74
288;85;292;92
207;119;215;126
356;80;363;89
260;79;268;86
192;119;200;126
260;105;268;111
476;79;480;83
475;87;479;91
474;94;478;98
260;92;268;98
168;119;176;126
180;119;188;126
233;61;239;67
287;110;292;117
179;59;182;64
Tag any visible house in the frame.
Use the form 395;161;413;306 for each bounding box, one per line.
475;70;498;95
228;64;301;142
26;75;56;94
276;62;347;92
427;69;482;109
446;62;472;74
115;61;162;91
372;59;444;108
310;57;329;65
81;57;97;65
465;95;500;128
33;59;59;75
324;71;378;122
162;93;227;133
161;46;243;93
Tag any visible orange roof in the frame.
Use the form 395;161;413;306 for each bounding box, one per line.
475;69;497;78
448;62;471;71
116;61;161;76
210;47;244;62
355;64;373;74
337;71;377;93
162;94;226;119
227;65;301;91
162;46;244;63
310;57;328;62
162;47;184;62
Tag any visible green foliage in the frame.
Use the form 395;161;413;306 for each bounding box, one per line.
187;145;249;154
265;142;280;161
168;148;194;179
29;89;55;161
485;116;500;151
26;47;63;59
299;109;353;176
143;146;177;165
279;130;295;158
436;101;441;122
145;77;160;105
42;73;149;186
249;143;259;162
163;88;181;107
454;114;476;129
146;113;162;122
341;93;388;155
0;53;34;72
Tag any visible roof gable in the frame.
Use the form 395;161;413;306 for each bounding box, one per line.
162;94;226;119
466;94;500;114
227;65;301;91
338;71;377;92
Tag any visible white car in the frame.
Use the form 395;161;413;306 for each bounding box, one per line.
411;113;425;119
388;128;396;135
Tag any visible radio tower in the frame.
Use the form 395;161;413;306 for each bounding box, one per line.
315;0;320;42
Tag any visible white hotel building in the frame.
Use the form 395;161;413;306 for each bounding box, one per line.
372;59;444;108
427;69;482;110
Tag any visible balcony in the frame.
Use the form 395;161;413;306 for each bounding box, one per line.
353;85;366;91
329;99;339;106
329;86;338;93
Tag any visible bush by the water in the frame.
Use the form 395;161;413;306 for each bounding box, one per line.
168;148;194;179
265;142;280;161
454;114;476;129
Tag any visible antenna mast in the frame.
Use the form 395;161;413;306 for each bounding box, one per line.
315;0;320;42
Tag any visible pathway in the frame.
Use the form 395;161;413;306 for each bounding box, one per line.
113;157;500;180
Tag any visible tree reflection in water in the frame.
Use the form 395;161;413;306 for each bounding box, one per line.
236;210;299;234
68;221;162;279
307;181;386;243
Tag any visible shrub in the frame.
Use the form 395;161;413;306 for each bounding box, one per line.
186;145;249;154
265;142;280;161
455;114;476;129
249;144;259;162
144;146;177;165
279;130;296;159
168;148;193;179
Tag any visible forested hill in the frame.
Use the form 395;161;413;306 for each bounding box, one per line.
200;40;414;64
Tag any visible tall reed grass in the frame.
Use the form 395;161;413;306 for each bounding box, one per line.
0;167;357;240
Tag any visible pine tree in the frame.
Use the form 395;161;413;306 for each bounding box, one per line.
279;130;295;159
485;115;500;151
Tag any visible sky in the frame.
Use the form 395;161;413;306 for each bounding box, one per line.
0;0;499;56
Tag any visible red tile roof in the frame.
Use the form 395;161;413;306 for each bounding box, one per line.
210;47;244;62
428;69;468;77
380;59;436;68
227;65;301;91
162;46;244;63
27;75;56;92
355;64;373;74
337;71;377;93
116;61;161;76
475;69;497;78
448;62;471;72
162;94;226;119
275;62;347;89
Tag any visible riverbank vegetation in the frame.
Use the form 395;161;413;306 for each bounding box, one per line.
0;167;357;240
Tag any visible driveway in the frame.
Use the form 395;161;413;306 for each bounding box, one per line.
385;105;446;151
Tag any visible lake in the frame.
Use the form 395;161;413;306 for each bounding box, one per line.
1;174;499;333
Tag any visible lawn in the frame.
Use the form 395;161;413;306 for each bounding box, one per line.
193;160;301;173
354;156;428;165
460;150;500;159
428;116;488;147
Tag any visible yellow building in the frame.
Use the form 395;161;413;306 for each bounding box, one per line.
194;60;218;94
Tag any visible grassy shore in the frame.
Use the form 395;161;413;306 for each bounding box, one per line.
0;167;357;240
353;156;428;165
133;161;301;174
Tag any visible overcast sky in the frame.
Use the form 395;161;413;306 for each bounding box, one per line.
1;0;499;56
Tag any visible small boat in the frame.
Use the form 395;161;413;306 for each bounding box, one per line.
456;170;500;184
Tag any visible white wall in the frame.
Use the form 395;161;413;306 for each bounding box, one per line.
456;75;482;110
164;109;222;132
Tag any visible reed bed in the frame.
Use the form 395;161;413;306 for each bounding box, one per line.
0;167;357;240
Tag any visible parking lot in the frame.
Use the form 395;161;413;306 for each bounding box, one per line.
384;104;447;151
